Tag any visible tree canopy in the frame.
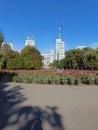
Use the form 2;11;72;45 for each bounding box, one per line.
0;32;4;49
1;42;12;55
50;47;98;70
0;32;98;70
21;46;43;69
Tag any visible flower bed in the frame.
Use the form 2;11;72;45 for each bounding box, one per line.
0;69;98;85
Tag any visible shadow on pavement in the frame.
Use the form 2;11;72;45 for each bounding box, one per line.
0;83;65;130
0;83;27;130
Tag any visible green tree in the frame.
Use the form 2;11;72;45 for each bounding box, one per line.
49;59;65;69
6;51;24;69
62;49;78;69
61;47;98;70
49;60;59;69
0;53;5;69
0;42;24;69
1;42;12;55
21;46;43;69
7;57;24;69
0;32;4;49
95;48;98;54
0;43;13;68
83;50;98;70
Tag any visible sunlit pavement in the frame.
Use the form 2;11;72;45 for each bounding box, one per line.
1;82;98;130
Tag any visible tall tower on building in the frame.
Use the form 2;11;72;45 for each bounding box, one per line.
25;36;35;47
56;25;65;60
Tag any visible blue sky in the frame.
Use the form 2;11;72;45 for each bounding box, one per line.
0;0;98;53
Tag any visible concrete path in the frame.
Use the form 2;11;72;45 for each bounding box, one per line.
0;82;98;130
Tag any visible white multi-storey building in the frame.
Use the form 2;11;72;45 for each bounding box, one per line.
76;46;86;50
1;42;13;50
50;49;56;63
56;26;65;60
42;54;50;68
42;26;65;68
25;36;35;47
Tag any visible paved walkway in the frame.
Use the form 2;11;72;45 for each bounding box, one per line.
0;82;98;130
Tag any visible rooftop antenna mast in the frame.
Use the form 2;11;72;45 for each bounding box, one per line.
58;25;61;39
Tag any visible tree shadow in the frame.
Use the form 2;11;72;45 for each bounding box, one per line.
18;106;43;130
17;106;65;130
0;72;17;83
0;83;27;130
43;106;64;130
0;83;65;130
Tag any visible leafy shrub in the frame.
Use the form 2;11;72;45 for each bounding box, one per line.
13;74;33;83
13;74;23;82
32;74;39;83
12;72;98;85
52;75;60;84
81;75;95;84
0;72;16;82
67;76;75;85
36;75;45;83
42;75;50;84
74;77;81;85
60;76;67;84
95;76;98;84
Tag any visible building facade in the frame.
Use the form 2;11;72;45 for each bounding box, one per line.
1;42;13;50
25;36;35;47
56;38;65;60
42;26;65;68
42;54;50;68
50;49;56;63
55;26;65;60
76;46;86;50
